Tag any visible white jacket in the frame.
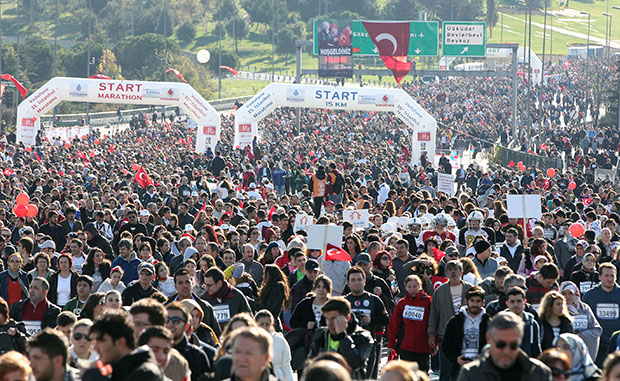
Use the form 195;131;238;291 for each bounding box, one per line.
318;255;351;296
271;331;294;381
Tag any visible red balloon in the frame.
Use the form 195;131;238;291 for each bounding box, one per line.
26;204;38;218
568;181;577;190
89;151;96;158
25;146;31;152
138;137;143;143
13;204;28;218
568;222;585;238
508;160;515;168
131;164;140;172
546;168;556;178
16;193;29;206
64;143;70;149
94;139;100;145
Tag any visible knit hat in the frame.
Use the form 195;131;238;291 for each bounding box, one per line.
474;240;491;254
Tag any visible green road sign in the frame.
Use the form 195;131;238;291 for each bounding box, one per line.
352;21;439;56
442;22;486;57
312;20;439;56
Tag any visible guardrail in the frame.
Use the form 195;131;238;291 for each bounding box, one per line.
40;94;255;127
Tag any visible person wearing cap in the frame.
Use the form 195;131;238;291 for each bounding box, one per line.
121;261;158;306
289;258;320;312
343;266;389;379
247;183;262;201
83;222;114;260
472;240;499;280
138;209;155;236
559;281;601;359
38;211;66;254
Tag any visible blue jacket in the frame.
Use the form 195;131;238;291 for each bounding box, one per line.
111;253;141;285
582;284;620;348
520;311;541;358
0;270;30;303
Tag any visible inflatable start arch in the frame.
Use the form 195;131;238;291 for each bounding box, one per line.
17;77;221;153
234;83;437;166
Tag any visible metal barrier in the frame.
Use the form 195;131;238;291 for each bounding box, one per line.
495;146;564;171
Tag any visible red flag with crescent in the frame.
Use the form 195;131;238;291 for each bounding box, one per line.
325;243;352;262
220;66;241;77
361;21;412;85
134;166;153;188
89;74;112;80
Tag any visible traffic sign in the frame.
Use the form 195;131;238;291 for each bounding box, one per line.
442;22;486;57
351;21;439;56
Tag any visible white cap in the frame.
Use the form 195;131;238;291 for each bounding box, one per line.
185;224;194;232
139;210;150;217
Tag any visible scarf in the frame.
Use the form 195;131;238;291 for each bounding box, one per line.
7;269;20;280
554;333;599;381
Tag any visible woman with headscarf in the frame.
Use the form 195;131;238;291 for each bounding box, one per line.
554;333;602;381
560;281;602;360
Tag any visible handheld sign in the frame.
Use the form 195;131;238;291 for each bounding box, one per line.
507;194;542;248
436;173;455;195
307;224;344;251
294;214;314;233
343;209;369;230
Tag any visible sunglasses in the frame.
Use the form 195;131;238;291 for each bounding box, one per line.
167;316;186;325
73;332;91;341
550;367;571;378
494;340;519;350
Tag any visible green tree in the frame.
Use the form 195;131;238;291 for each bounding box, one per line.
275;17;306;60
96;49;123;79
487;0;499;37
19;37;54;86
382;0;424;20
113;33;179;80
208;49;241;73
226;15;250;53
215;0;239;21
177;22;196;42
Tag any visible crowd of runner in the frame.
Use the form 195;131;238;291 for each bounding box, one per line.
0;55;617;381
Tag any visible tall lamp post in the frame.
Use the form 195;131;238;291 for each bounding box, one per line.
86;0;92;122
603;13;611;58
613;6;620;130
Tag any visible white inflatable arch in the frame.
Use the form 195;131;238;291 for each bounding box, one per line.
17;77;221;152
234;83;437;165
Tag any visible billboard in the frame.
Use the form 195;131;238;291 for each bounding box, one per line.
315;19;354;78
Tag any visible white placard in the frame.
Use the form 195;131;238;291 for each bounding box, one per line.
436;173;455;196
595;168;616;182
307;224;344;251
506;195;542;219
293;214;314;233
343;209;369;230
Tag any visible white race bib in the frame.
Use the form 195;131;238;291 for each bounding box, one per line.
23;321;41;336
573;314;588;330
580;282;598;294
596;303;619;320
403;305;425;321
352;308;371;317
213;304;231;322
453;297;462;313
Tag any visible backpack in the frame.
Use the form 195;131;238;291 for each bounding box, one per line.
332;172;345;194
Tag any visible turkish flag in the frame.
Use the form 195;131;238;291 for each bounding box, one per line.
134;166;153;188
0;83;5;104
361;21;412;85
89;74;112;80
1;73;27;98
166;68;187;83
267;205;276;220
582;198;593;206
3;168;14;176
432;276;448;290
325;243;352;262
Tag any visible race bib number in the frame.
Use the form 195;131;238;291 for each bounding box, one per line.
213;304;231;322
596;303;619;320
403;305;425;321
453;297;462;313
580;282;597;294
23;321;41;336
573;315;588;330
352;308;371;317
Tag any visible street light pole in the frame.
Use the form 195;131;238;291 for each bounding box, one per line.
87;0;92;121
218;3;222;99
271;0;275;81
581;11;590;128
0;0;3;129
603;13;611;58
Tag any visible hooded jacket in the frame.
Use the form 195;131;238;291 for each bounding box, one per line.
82;345;165;381
111;252;141;285
309;314;374;380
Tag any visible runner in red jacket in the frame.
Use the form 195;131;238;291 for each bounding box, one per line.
387;274;433;372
